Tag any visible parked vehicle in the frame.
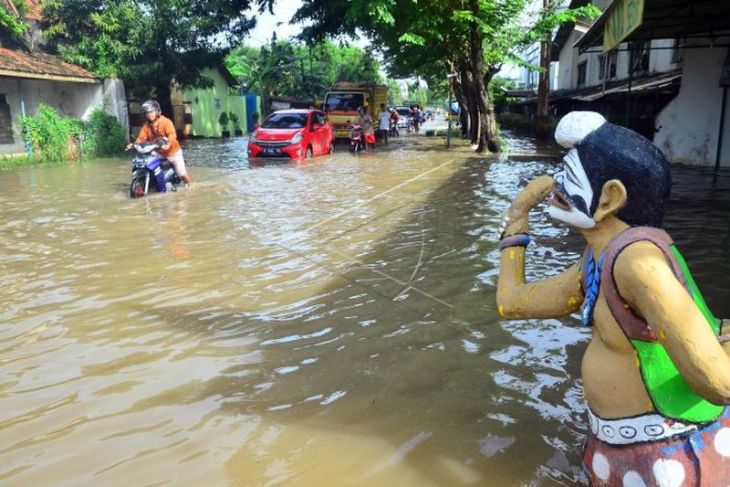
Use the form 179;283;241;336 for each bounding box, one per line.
129;137;181;198
248;109;334;160
323;82;388;139
349;123;365;153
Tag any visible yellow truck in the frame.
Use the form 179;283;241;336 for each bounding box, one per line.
323;82;388;138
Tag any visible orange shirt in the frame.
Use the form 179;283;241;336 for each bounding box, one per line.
135;115;180;158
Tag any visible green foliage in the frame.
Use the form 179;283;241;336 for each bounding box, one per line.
225;38;383;101
229;112;240;130
21;104;125;162
218;111;229;128
0;154;32;172
490;76;517;111
86;107;127;156
0;0;28;39
41;0;269;103
386;79;404;105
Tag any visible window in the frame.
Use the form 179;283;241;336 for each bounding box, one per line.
261;112;309;129
577;61;587;87
629;41;650;76
599;50;618;80
0;94;13;144
671;39;683;64
323;92;365;112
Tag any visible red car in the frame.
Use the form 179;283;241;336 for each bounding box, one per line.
247;109;335;160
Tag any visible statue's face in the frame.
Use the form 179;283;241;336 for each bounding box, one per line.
547;149;597;229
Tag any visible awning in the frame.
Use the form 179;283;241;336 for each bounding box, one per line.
572;71;681;101
575;0;730;53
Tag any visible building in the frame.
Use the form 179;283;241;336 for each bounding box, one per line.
575;0;730;168
0;0;127;155
549;0;682;141
167;67;260;138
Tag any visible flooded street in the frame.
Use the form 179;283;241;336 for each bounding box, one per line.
2;133;730;486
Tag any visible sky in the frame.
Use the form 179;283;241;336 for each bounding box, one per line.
245;0;368;49
246;0;305;47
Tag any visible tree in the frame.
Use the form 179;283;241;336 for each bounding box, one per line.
0;0;28;40
291;0;597;153
225;38;384;102
41;0;273;113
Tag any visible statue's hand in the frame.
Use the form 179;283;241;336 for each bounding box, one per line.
499;175;554;238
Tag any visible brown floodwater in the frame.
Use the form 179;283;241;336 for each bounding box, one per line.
1;132;729;486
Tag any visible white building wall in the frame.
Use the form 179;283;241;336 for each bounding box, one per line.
0;77;127;155
655;42;730;167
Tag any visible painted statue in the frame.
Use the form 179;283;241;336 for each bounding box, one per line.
496;111;730;486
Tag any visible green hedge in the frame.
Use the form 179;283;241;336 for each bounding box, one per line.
20;104;126;163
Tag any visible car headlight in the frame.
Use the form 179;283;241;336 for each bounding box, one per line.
249;134;258;144
290;132;303;144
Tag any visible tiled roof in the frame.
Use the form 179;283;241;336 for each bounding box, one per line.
0;47;99;82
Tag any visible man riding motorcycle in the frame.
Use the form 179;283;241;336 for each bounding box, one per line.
126;100;191;187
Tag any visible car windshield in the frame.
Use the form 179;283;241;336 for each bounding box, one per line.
261;113;309;129
324;93;365;112
396;108;411;117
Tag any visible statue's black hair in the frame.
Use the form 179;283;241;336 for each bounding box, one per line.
576;123;671;227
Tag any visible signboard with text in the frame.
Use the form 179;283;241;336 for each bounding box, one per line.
603;0;645;52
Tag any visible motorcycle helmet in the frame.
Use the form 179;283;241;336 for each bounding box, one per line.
141;100;161;116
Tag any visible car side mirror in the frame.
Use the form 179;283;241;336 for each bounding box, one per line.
312;123;322;131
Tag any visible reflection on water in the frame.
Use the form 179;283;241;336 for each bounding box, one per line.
1;134;729;486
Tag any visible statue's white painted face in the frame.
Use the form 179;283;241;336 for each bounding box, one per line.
547;149;596;229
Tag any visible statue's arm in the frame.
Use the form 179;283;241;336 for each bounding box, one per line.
615;242;730;405
495;175;583;319
497;258;583;319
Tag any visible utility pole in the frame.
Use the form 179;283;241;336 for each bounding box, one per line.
447;73;457;148
536;0;550;126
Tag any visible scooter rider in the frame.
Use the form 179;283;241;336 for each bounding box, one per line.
126;100;191;187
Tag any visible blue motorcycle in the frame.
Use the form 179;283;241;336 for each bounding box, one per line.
128;137;180;198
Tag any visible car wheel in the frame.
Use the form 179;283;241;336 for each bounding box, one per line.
305;146;313;160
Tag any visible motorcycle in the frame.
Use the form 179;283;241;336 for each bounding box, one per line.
128;137;181;198
349;123;365;153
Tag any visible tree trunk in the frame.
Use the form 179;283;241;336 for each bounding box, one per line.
468;2;500;153
459;60;479;144
536;0;550;126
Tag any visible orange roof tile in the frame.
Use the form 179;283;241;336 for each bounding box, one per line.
0;47;98;82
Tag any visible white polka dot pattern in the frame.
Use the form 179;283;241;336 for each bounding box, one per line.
592;452;611;481
715;427;730;457
622;471;647;487
652;459;685;487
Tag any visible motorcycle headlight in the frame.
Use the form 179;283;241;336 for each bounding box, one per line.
290;131;304;144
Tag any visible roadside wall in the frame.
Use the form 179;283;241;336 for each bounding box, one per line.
0;76;127;155
655;43;730;167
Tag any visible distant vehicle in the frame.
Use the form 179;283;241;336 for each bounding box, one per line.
393;106;411;128
349;123;365;153
247;109;334;160
323;82;388;138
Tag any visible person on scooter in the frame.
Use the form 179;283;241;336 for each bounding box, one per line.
356;106;376;150
389;108;400;137
126;100;191;187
